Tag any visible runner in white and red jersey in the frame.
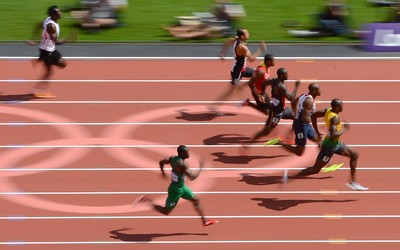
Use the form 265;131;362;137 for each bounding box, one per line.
275;83;322;156
26;5;76;98
208;29;265;115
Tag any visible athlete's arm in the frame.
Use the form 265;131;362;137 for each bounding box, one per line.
299;97;313;124
281;80;300;101
248;71;265;103
329;116;348;139
311;109;326;137
159;157;172;176
219;37;235;60
239;41;266;62
182;159;204;181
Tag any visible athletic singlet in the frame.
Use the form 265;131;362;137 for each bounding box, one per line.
323;108;342;144
254;62;270;94
231;39;246;72
170;156;186;186
270;78;286;113
295;93;316;122
39;17;60;52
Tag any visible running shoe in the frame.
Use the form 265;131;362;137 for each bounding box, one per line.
132;195;150;207
204;219;219;227
322;163;344;173
237;98;250;108
346;182;369;191
264;137;280;146
282;170;288;185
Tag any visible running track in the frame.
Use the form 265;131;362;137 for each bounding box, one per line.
0;57;399;250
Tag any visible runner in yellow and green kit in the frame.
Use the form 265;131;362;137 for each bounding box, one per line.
282;99;368;191
134;145;218;226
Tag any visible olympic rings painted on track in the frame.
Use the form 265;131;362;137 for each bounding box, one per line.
0;104;316;214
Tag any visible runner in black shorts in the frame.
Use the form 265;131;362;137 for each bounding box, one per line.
247;68;300;143
208;28;266;114
26;5;76;98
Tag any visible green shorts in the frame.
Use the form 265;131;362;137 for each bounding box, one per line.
165;183;195;210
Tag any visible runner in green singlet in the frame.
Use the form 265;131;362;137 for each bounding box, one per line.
134;145;218;226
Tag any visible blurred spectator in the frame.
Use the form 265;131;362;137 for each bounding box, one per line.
288;0;353;38
366;0;400;22
69;0;127;30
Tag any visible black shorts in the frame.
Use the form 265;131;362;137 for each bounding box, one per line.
266;107;294;128
39;49;62;66
231;66;254;85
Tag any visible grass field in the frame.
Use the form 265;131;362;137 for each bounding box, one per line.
0;0;393;43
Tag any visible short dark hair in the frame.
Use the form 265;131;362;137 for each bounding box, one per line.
277;68;287;76
264;54;274;61
331;98;342;108
236;29;246;37
47;5;58;16
177;145;188;155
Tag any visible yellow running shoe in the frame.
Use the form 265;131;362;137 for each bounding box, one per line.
322;163;344;173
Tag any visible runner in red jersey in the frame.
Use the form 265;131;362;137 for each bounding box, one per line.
240;54;275;115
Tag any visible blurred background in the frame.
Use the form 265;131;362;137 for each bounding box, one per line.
0;0;399;43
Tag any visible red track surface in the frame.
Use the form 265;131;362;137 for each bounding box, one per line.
0;58;399;249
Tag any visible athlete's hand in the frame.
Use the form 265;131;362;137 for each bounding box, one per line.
295;80;301;87
343;122;350;130
259;41;266;52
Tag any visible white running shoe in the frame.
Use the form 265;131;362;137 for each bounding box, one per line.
282;170;288;185
346;182;369;191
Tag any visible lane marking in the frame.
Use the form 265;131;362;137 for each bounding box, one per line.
2;79;400;83
324;214;343;220
1;191;399;195
1;100;400;104
2;239;400;245
329;238;347;244
0;144;400;148
0;167;399;171
2;56;400;60
2;122;400;126
3;215;400;220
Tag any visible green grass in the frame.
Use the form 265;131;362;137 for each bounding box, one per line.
0;0;391;43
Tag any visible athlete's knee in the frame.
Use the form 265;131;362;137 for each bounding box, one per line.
191;198;200;207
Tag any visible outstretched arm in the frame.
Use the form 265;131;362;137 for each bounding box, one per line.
311;109;326;137
182;158;204;181
159;157;172;177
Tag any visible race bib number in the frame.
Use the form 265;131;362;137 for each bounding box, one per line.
171;172;178;182
322;156;330;163
272;117;279;124
297;133;304;139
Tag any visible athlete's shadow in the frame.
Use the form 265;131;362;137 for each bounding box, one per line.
0;93;34;102
109;228;208;242
203;134;251;145
239;174;333;186
251;197;356;211
211;152;287;164
175;109;237;121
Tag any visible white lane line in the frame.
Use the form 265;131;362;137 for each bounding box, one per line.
2;100;400;104
3;122;400;126
1;191;400;195
2;56;400;60
2;79;400;83
0;167;398;171
3;215;400;220
3;239;400;245
1;144;400;148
